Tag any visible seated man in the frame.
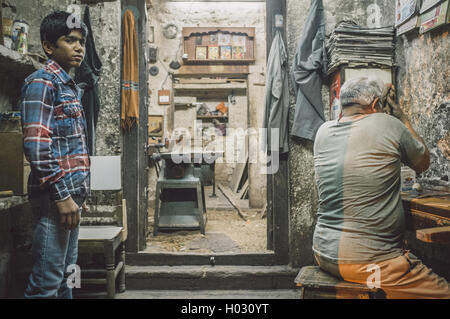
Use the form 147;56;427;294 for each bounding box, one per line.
312;77;449;299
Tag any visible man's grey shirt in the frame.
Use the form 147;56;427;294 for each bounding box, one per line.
313;113;426;264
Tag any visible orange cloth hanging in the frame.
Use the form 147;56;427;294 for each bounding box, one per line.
121;9;139;129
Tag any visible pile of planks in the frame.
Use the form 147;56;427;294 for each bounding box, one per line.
326;21;395;75
229;148;249;200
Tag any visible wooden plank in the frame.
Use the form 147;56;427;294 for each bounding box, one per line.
175;65;249;78
197;115;228;120
240;180;249;199
402;193;450;218
174;83;247;90
122;199;128;241
416;226;450;243
261;203;267;219
229;155;248;193
173;82;247;94
405;208;450;231
410;196;450;219
79;226;123;241
126;252;278;266
178;78;228;84
295;266;379;292
273;153;289;263
182;27;255;38
217;183;247;221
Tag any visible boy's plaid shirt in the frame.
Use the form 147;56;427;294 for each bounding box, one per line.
20;60;90;201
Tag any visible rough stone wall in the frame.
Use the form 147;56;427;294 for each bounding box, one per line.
396;26;450;191
147;0;266;207
396;25;450;280
286;0;395;268
10;0;121;156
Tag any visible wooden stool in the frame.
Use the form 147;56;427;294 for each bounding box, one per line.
77;197;128;299
295;266;385;299
78;226;126;299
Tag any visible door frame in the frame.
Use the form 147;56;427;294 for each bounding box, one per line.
123;0;289;266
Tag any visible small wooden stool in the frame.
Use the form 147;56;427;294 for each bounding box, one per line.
295;266;385;299
78;226;126;299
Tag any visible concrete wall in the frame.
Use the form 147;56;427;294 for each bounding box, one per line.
147;0;266;207
286;0;395;268
396;24;450;280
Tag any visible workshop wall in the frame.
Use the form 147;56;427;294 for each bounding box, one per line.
396;23;450;281
396;25;450;191
147;0;267;208
286;0;395;268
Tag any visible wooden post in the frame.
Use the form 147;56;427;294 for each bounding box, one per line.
266;0;289;263
121;0;148;252
0;5;4;46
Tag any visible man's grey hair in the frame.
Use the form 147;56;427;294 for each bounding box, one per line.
340;77;385;108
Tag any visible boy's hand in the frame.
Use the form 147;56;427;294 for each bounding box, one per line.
82;202;89;213
55;197;81;230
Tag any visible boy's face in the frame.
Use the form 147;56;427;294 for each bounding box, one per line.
43;30;85;72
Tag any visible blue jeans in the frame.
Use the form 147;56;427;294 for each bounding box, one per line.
24;194;85;299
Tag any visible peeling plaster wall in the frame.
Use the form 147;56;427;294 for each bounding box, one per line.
396;26;450;191
147;0;267;207
396;25;450;280
286;0;395;268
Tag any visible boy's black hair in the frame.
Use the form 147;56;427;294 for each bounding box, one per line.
40;10;88;56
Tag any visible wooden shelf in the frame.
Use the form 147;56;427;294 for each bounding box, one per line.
196;115;228;120
173;82;247;98
174;65;249;78
0;45;43;83
80;0;117;4
183;59;255;65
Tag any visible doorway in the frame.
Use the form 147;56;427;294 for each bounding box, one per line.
125;0;289;266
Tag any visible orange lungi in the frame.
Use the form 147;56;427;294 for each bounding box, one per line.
315;251;450;299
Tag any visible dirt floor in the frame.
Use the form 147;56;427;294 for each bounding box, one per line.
144;186;267;253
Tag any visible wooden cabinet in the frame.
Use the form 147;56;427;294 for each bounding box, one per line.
182;27;256;64
0;132;30;195
0;45;42;195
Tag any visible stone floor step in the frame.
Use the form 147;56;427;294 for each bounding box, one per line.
125;265;299;290
114;289;300;299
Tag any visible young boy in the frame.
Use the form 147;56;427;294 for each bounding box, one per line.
21;11;90;299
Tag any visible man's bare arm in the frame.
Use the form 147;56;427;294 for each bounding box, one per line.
385;87;430;173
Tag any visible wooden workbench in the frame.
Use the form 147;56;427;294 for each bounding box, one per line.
402;191;450;244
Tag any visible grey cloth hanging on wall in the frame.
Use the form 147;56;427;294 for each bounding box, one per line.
290;0;327;141
75;6;102;155
262;30;289;154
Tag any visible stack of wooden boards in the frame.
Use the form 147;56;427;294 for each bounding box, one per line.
326;21;395;75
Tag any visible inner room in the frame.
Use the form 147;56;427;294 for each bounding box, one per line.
145;0;268;254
